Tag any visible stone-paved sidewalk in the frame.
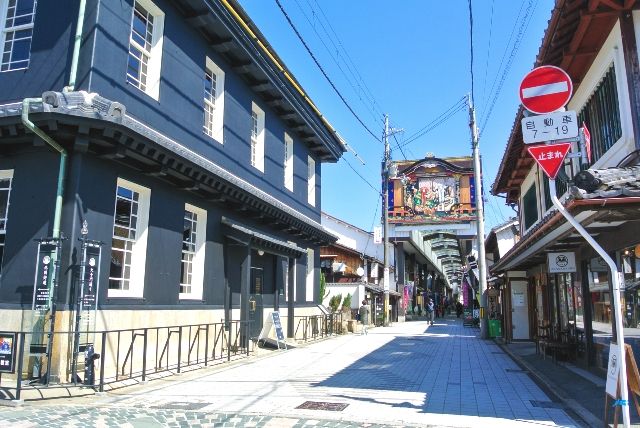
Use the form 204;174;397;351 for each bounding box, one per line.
0;318;580;428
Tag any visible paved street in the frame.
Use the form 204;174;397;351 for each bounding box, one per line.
1;318;579;427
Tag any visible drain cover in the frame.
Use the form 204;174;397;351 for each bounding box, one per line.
150;402;209;410
296;401;349;411
530;400;563;409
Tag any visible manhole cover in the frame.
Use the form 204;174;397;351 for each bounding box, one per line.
505;368;528;373
530;400;563;409
150;402;209;410
296;401;349;411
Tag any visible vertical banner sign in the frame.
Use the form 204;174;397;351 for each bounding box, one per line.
469;175;476;207
80;243;102;332
387;181;394;213
32;240;58;312
0;332;16;373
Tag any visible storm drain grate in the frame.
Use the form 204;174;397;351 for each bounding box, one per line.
150;402;209;410
296;401;349;411
505;368;528;373
530;400;564;409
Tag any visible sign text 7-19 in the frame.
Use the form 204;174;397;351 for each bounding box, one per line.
521;110;578;145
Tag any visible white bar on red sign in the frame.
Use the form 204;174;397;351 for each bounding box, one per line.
522;82;569;99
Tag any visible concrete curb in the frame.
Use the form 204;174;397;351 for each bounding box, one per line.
497;340;602;428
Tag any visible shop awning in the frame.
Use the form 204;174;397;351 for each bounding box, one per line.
222;216;306;258
491;167;640;273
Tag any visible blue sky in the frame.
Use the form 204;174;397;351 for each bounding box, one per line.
237;0;555;234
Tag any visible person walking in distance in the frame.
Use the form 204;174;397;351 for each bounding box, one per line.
359;300;370;335
427;298;435;326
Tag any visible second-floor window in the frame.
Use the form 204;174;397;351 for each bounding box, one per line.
1;0;37;71
203;57;225;143
307;155;315;206
127;0;164;100
577;65;622;166
251;102;265;172
284;132;293;191
0;170;13;276
108;179;150;298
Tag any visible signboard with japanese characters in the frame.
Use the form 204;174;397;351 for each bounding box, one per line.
0;332;16;373
526;143;572;179
32;239;59;312
521;110;578;144
548;252;577;273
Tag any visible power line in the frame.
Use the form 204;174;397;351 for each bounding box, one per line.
479;0;536;136
274;0;382;143
468;0;475;106
480;0;495;112
395;99;467;149
292;0;383;126
401;97;466;143
342;156;381;196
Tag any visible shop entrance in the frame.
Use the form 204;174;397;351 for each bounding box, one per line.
511;280;529;339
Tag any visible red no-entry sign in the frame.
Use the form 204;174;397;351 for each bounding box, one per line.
527;143;572;179
519;66;573;114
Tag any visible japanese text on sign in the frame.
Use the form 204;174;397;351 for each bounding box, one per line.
521;110;578;145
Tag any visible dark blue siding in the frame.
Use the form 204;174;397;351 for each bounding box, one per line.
82;0;321;221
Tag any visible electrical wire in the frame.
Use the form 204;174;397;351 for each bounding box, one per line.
468;0;475;106
395;100;467;149
296;0;384;126
274;0;382;143
480;0;536;136
480;0;495;112
342;156;382;196
400;97;466;143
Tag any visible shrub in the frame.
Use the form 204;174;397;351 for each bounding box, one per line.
329;293;342;313
342;293;352;310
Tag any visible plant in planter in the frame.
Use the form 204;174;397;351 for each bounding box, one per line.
342;293;352;312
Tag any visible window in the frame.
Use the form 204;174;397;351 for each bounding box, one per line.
577;65;622;166
108;179;150;298
203;57;225;143
250;102;265;171
1;0;37;71
284;132;293;191
0;170;13;275
307;155;315;206
306;248;314;302
127;0;164;99
522;184;538;231
180;204;206;300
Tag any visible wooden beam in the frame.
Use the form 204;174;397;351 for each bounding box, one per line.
620;10;640;150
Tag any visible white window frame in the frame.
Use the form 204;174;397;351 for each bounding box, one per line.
203;56;225;143
108;178;150;298
126;0;164;100
284;132;293;191
179;203;206;300
250;102;265;172
0;169;13;276
306;248;314;302
307;155;316;206
0;0;37;72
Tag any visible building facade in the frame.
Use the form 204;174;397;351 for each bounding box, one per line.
0;0;344;381
492;0;640;367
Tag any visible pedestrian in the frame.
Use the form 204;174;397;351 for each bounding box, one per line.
359;300;370;335
426;298;434;325
456;301;463;318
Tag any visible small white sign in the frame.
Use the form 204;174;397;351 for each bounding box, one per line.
606;345;621;397
590;257;609;273
383;267;390;291
548;252;577;273
521;110;578;144
373;226;382;244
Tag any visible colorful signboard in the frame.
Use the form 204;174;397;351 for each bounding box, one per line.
0;332;16;373
387;157;476;224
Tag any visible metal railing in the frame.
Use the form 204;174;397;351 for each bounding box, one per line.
0;320;253;401
287;313;342;342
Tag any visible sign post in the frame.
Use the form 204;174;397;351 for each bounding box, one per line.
521;65;629;427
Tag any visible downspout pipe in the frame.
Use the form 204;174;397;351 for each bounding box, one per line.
21;98;67;239
66;0;87;92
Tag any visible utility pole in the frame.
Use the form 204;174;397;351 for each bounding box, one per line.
467;94;488;339
382;114;402;327
383;114;391;327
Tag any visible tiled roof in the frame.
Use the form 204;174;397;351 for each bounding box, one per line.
570;166;640;199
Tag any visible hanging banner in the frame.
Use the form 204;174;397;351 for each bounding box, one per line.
32;239;59;312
